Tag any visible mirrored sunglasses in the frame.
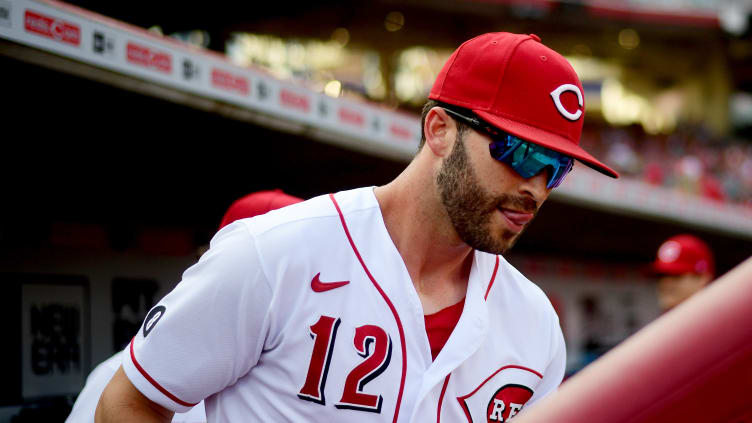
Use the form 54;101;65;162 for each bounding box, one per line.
443;107;574;189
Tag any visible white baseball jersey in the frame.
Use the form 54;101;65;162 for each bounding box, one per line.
123;187;565;422
66;351;206;423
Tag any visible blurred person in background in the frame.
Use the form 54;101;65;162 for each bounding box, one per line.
651;234;715;313
65;190;302;423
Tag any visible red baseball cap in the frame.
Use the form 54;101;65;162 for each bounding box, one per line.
430;32;618;178
652;234;715;276
219;189;303;229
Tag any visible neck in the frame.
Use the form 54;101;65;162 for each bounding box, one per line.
374;159;473;314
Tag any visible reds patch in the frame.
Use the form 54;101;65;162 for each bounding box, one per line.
458;365;541;422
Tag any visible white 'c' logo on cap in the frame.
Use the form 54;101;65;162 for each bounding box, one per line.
550;84;583;121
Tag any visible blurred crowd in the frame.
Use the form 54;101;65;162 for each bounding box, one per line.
581;124;752;208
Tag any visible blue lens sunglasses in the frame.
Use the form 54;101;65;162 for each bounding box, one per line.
443;107;574;189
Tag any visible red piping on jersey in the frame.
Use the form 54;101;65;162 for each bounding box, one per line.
329;193;407;423
457;364;543;403
436;374;451;423
483;256;500;301
129;338;198;407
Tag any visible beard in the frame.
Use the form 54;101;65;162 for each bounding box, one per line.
436;132;539;255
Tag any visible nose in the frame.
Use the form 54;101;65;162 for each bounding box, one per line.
518;169;551;202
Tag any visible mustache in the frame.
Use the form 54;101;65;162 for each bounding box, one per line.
494;194;539;214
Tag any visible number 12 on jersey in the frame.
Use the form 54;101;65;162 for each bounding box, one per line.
298;315;392;413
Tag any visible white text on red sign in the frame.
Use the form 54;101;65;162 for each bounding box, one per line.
126;42;172;73
211;69;250;96
338;108;365;127
280;89;310;113
390;123;412;141
24;10;80;46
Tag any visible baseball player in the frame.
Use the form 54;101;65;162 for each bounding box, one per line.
96;33;618;423
66;190;302;423
651;234;715;312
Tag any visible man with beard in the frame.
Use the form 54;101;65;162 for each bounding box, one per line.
97;33;618;423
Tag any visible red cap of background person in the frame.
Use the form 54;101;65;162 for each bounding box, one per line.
219;189;303;229
429;32;618;179
652;234;715;276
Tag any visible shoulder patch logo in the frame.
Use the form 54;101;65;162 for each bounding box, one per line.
143;305;166;338
457;365;542;422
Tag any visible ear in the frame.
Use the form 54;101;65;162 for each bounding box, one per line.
423;107;456;157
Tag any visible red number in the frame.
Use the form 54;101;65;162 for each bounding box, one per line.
298;316;341;405
335;325;392;413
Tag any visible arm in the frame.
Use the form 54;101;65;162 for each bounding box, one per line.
66;352;123;422
108;222;272;416
95;366;174;423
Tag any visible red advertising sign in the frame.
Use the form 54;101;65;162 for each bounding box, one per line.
338;107;365;127
279;89;310;113
126;42;172;73
390;123;412;141
211;68;250;96
24;10;80;46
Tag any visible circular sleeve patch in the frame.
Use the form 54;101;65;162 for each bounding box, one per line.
143;305;166;338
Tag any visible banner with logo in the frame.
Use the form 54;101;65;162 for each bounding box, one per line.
0;0;422;160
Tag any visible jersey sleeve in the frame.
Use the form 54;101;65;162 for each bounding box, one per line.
65;351;125;423
528;315;566;406
122;221;273;412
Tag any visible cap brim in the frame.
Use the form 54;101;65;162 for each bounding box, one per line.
474;110;619;179
651;260;695;276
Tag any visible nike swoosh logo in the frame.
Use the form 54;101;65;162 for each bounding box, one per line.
311;272;350;292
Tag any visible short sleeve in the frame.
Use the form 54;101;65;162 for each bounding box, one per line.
122;221;272;412
527;315;566;406
65;352;124;422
